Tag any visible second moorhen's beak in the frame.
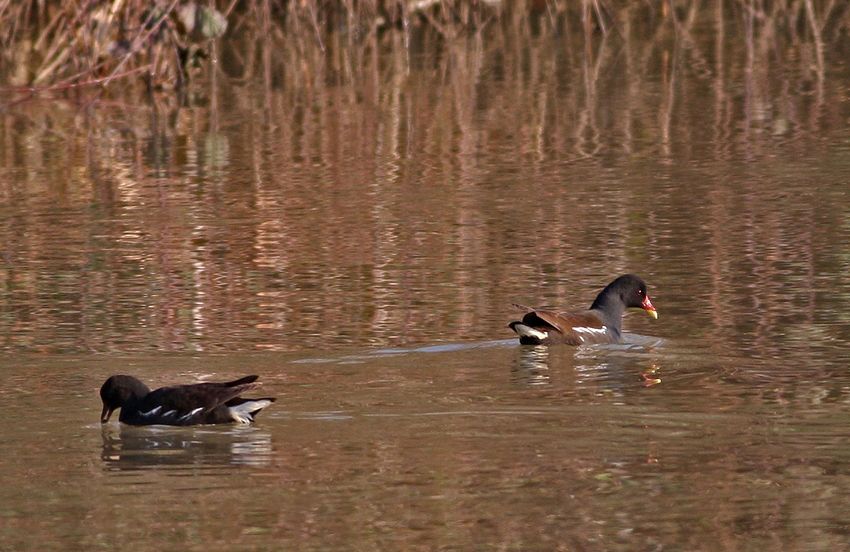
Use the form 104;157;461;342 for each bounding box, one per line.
101;404;114;423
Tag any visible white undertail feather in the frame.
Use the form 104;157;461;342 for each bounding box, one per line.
512;324;549;341
228;400;274;424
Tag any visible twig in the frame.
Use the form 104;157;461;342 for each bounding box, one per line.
99;0;180;89
1;65;151;94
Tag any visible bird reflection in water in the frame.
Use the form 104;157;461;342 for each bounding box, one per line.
513;342;663;388
511;345;553;386
101;424;273;470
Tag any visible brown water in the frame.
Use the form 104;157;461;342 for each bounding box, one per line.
3;9;850;551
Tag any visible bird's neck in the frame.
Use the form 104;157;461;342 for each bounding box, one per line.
589;294;625;334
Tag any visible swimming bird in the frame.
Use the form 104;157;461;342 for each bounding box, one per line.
99;375;275;426
508;274;657;345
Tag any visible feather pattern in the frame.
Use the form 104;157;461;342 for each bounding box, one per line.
100;375;276;426
508;274;657;345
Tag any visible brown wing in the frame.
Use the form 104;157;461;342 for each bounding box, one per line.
517;309;611;345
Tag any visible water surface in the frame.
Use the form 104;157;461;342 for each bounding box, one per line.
3;7;850;550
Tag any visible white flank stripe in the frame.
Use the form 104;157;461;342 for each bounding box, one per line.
572;326;608;336
140;406;162;417
177;407;204;422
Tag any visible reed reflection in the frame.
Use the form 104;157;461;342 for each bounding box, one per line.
100;425;273;470
0;3;848;358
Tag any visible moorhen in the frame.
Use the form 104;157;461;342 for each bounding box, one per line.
509;274;657;345
99;375;275;426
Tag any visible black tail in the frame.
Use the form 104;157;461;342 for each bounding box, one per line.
226;375;259;387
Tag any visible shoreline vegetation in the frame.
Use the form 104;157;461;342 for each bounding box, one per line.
0;1;848;100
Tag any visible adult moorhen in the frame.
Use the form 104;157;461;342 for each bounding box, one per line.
508;274;657;345
99;375;276;426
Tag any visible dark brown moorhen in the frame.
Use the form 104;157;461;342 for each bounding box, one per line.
508;274;657;345
100;375;275;426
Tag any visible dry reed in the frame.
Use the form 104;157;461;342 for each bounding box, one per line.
0;1;847;99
